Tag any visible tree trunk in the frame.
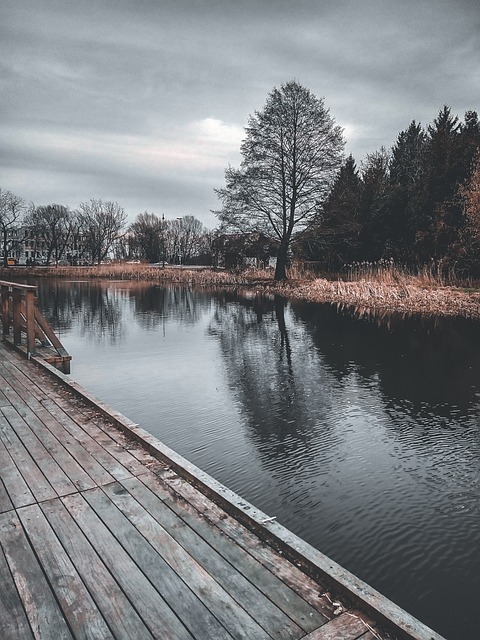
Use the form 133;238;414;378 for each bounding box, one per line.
274;241;289;281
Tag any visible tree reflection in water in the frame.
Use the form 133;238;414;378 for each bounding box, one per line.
37;280;126;344
208;290;339;473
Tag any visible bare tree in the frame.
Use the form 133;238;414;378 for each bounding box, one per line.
0;188;25;266
77;199;127;264
161;215;207;264
129;212;165;263
215;81;344;280
25;203;72;264
176;215;206;263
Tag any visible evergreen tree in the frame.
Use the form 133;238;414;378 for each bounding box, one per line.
357;147;391;260
415;106;462;261
303;155;362;268
387;121;427;260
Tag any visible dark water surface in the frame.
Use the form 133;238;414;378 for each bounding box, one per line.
36;279;479;640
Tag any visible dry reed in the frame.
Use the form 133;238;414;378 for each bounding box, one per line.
3;262;480;318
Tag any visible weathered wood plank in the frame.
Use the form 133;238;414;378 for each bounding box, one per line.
60;403;149;475
0;511;73;639
16;396;115;488
40;497;156;639
0;411;57;502
10;357;154;474
1;405;77;496
2;352;169;472
160;468;336;617
9;402;96;492
122;473;307;639
60;492;195;639
0;388;10;407
41;398;134;481
100;480;272;640
83;485;236;640
0;360;48;402
0;477;14;513
300;610;377;639
17;504;114;640
0;436;35;508
0;542;34;639
136;469;327;634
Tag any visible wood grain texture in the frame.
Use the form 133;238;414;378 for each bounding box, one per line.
101;479;271;640
0;511;73;639
18;504;114;640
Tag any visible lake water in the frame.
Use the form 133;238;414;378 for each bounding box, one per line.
36;278;479;640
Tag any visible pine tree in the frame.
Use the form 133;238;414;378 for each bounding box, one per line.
415;106;461;261
388;121;427;260
306;155;362;269
357;147;391;260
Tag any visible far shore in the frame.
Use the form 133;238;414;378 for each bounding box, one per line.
2;263;480;319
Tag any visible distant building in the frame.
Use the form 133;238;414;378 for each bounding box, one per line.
213;232;279;269
9;226;91;265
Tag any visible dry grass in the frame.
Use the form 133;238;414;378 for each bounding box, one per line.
3;261;480;319
274;278;480;318
343;259;469;288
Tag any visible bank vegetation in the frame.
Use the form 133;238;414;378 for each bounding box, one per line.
3;261;479;320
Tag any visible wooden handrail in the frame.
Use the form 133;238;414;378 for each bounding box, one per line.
0;280;71;373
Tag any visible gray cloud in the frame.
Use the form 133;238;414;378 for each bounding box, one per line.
2;0;479;227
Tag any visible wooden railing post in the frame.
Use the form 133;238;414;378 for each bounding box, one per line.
25;289;36;358
1;279;71;373
12;287;22;346
1;284;10;336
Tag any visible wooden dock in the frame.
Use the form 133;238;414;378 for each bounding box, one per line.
0;340;445;640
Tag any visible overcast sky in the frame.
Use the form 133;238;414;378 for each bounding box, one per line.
2;0;479;228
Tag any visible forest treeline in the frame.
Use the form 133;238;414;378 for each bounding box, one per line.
300;106;480;277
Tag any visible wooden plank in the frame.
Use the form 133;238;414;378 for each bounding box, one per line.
1;351;159;473
0;388;10;407
0;511;73;639
0;412;56;503
1;405;77;497
0;542;34;639
83;485;236;640
121;474;307;639
0;478;14;513
0;437;35;508
25;290;36;356
100;480;272;640
34;305;69;356
12;288;22;346
40;398;133;481
16;396;115;488
60;492;195;639
17;504;114;640
301;611;378;639
0;360;49;402
1;283;10;335
60;402;148;475
0;368;118;486
136;470;326;634
9;402;96;492
161;469;336;617
5;355;152;475
40;497;156;639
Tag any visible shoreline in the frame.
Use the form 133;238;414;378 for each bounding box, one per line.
2;264;480;319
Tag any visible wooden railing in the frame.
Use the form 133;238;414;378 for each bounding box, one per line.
0;280;71;373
